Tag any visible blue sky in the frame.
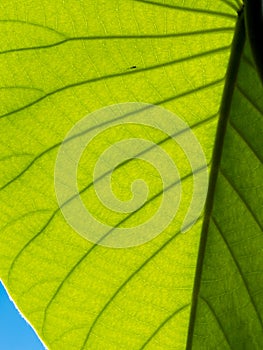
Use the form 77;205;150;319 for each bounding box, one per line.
0;281;46;350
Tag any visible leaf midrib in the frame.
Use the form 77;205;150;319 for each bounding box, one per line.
186;10;246;350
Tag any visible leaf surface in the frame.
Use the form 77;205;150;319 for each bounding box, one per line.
0;1;262;349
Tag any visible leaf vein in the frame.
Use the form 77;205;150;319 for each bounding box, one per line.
212;216;263;329
0;29;234;56
220;169;262;231
134;0;237;19
139;304;190;350
0;46;229;120
199;295;232;349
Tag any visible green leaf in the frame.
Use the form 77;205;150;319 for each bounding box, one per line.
0;1;262;349
188;17;263;349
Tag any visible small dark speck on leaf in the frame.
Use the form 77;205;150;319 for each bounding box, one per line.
129;66;137;69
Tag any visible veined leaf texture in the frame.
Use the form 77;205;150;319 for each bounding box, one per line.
0;1;262;349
